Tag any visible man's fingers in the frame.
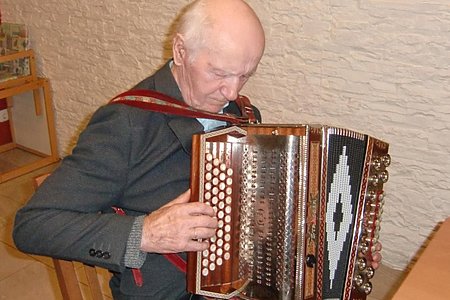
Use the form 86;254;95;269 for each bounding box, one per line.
187;202;216;217
372;251;382;262
191;227;217;240
188;215;218;230
162;190;216;217
186;239;210;252
374;242;382;251
371;260;380;270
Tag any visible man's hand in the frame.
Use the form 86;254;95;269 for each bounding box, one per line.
140;189;217;253
371;242;382;270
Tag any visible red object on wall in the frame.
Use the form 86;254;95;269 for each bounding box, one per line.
0;98;13;145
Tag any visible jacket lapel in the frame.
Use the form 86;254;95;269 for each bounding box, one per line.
168;117;203;155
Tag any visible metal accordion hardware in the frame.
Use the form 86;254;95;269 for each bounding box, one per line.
187;124;391;300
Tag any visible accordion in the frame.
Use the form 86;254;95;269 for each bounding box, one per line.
187;124;390;300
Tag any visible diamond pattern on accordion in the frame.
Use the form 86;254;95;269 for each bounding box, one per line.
201;148;234;277
325;146;354;290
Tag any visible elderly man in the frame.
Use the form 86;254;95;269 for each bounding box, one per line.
14;0;265;299
14;0;384;299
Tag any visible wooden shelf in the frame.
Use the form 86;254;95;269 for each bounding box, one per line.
0;50;59;183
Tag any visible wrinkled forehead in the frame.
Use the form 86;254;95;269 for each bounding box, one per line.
194;43;261;77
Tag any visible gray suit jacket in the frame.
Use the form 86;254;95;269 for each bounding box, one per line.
13;61;260;299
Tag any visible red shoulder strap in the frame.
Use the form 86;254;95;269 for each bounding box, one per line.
109;89;256;124
235;95;257;124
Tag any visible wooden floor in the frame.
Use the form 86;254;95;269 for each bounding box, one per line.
0;148;42;174
0;150;406;299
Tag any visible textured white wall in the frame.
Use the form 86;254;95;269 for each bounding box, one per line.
3;0;450;271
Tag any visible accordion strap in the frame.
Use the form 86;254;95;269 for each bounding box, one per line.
109;89;257;124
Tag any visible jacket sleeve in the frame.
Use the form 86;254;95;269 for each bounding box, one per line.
13;105;138;272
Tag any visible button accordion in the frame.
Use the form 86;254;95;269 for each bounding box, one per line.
187;124;390;300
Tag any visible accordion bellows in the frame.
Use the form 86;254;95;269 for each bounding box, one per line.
187;124;390;300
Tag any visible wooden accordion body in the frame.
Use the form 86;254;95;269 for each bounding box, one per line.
187;124;390;300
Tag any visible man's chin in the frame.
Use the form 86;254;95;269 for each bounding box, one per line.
203;103;228;114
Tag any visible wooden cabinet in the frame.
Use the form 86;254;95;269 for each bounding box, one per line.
0;50;59;183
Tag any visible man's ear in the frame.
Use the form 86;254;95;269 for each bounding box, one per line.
173;33;186;65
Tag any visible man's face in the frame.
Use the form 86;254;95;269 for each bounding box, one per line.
172;35;263;113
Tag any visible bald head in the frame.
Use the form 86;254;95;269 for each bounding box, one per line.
176;0;265;60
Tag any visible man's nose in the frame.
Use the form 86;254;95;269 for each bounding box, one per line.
220;77;240;101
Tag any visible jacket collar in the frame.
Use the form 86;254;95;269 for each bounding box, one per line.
153;60;184;101
151;60;202;153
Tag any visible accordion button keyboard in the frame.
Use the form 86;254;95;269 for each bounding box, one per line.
200;146;237;279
